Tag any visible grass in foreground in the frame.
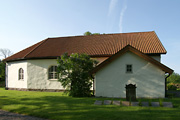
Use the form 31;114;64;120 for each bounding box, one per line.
0;87;180;120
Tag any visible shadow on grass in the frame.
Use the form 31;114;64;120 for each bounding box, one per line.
0;90;180;120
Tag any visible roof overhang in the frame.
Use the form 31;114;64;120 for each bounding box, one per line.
91;45;173;75
3;31;167;62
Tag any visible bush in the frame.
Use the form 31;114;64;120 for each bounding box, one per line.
167;93;175;98
0;80;5;87
167;83;177;90
57;53;98;97
0;61;5;81
167;72;180;84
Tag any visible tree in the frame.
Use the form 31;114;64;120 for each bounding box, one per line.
0;48;13;82
57;53;98;97
167;72;180;84
84;31;92;36
92;33;100;35
0;48;13;59
83;31;100;36
0;60;5;81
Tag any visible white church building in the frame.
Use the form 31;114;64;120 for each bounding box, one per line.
4;31;173;98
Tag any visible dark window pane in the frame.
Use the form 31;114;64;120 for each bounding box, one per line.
51;66;53;72
126;65;132;73
55;66;57;72
54;73;57;79
19;68;24;80
49;66;58;79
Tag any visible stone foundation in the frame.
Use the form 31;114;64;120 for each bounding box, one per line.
5;87;65;92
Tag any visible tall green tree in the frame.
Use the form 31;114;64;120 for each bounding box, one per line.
83;31;100;36
57;53;98;97
0;60;5;81
84;31;92;36
92;33;100;35
167;72;180;84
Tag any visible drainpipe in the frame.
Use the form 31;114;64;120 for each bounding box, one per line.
92;74;95;96
165;73;170;97
5;62;8;90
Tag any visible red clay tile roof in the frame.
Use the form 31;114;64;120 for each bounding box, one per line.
4;31;167;62
91;45;173;74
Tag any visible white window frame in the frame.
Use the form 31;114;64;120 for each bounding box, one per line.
48;65;58;80
18;68;24;80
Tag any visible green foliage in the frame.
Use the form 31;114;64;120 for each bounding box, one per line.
159;99;163;107
57;53;98;97
167;72;180;84
0;80;5;87
84;31;92;35
167;93;176;98
0;60;5;81
92;33;100;35
167;83;177;90
83;31;100;36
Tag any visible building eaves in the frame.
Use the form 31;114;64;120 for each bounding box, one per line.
91;45;173;74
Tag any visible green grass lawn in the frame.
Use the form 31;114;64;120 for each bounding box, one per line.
0;87;180;120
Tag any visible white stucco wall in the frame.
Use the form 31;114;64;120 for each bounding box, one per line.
6;54;163;94
6;61;28;88
95;52;165;98
149;55;161;62
27;59;64;89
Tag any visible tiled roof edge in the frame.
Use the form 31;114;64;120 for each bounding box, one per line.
23;38;48;58
153;31;167;54
91;45;173;74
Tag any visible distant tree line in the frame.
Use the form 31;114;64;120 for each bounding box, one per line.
167;72;180;90
0;60;5;81
0;48;13;59
0;48;13;81
83;31;105;36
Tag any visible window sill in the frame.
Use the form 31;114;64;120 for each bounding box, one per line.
126;72;133;74
18;79;24;81
48;79;58;81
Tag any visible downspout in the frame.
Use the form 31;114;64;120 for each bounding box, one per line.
5;62;8;90
93;79;94;96
165;73;170;97
3;61;7;90
92;74;95;96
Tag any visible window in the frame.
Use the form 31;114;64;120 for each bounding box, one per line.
126;64;132;73
19;68;24;80
48;66;58;79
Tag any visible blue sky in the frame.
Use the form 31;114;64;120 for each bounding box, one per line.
0;0;180;73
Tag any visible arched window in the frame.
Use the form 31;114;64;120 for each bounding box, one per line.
48;66;58;79
19;68;24;80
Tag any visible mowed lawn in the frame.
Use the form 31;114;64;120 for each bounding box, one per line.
0;88;180;120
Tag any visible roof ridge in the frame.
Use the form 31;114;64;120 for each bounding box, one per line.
48;31;155;39
23;39;48;58
3;31;167;62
